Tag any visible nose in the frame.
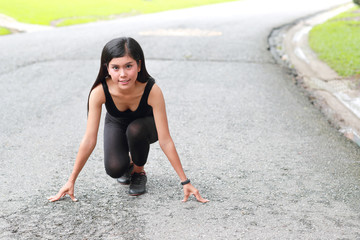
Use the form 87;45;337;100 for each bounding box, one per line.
119;68;126;78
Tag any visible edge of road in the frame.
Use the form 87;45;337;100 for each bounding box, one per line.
268;2;360;147
0;13;53;33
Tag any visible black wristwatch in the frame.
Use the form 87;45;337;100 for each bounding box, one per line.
181;179;190;186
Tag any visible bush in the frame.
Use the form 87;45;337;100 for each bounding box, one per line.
354;0;360;6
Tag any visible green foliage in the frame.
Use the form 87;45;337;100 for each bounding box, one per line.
0;27;11;35
354;0;360;6
309;6;360;77
0;0;236;26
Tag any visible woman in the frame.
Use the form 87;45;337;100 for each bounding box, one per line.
48;37;208;203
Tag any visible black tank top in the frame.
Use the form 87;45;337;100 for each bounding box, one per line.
102;78;155;119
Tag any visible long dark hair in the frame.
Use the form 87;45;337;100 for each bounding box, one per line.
87;37;152;112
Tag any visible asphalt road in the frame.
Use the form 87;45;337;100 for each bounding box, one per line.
1;0;359;239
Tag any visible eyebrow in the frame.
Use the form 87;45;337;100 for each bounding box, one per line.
110;61;134;66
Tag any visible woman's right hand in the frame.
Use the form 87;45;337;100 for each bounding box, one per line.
48;181;77;202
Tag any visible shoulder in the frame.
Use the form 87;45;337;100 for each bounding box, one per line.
148;83;165;107
89;83;106;106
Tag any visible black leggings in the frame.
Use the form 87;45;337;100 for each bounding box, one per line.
103;113;158;178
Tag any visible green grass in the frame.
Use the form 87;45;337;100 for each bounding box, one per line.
309;6;360;77
56;17;100;27
0;0;237;27
0;27;11;35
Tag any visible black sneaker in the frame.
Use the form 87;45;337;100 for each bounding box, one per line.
117;164;134;185
129;172;147;196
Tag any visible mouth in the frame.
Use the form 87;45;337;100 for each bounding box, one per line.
119;79;130;84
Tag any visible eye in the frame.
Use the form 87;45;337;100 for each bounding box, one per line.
126;64;133;69
112;66;119;70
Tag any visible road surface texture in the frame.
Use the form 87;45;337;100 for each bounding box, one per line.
1;0;359;239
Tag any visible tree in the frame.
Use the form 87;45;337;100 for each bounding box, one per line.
354;0;360;6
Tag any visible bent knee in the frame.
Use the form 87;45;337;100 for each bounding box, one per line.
105;162;128;178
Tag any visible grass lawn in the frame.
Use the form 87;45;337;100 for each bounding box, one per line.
0;27;11;35
309;6;360;77
0;0;237;27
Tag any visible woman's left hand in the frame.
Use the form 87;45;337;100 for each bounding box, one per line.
182;183;209;203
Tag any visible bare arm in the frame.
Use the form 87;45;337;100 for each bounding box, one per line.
68;85;103;183
48;84;104;202
148;84;208;203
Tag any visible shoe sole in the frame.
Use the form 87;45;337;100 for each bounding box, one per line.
129;191;146;196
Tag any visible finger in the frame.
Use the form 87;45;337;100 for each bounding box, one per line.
48;191;65;202
194;192;209;203
48;195;60;202
69;194;78;202
182;193;191;202
198;198;210;203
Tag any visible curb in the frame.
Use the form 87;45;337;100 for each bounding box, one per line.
268;3;360;147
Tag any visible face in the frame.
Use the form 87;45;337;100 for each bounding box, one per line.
107;55;141;90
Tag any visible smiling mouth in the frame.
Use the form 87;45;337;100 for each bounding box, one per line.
119;79;130;83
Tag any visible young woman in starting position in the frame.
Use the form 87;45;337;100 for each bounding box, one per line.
49;37;208;203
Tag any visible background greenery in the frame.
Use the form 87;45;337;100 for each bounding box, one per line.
0;26;11;35
0;0;236;26
309;6;360;77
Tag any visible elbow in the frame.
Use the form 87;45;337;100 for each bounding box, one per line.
88;139;97;149
159;138;173;151
81;136;97;150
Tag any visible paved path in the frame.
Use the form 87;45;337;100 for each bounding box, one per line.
1;0;359;239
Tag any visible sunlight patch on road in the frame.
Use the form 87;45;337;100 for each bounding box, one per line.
139;28;222;37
